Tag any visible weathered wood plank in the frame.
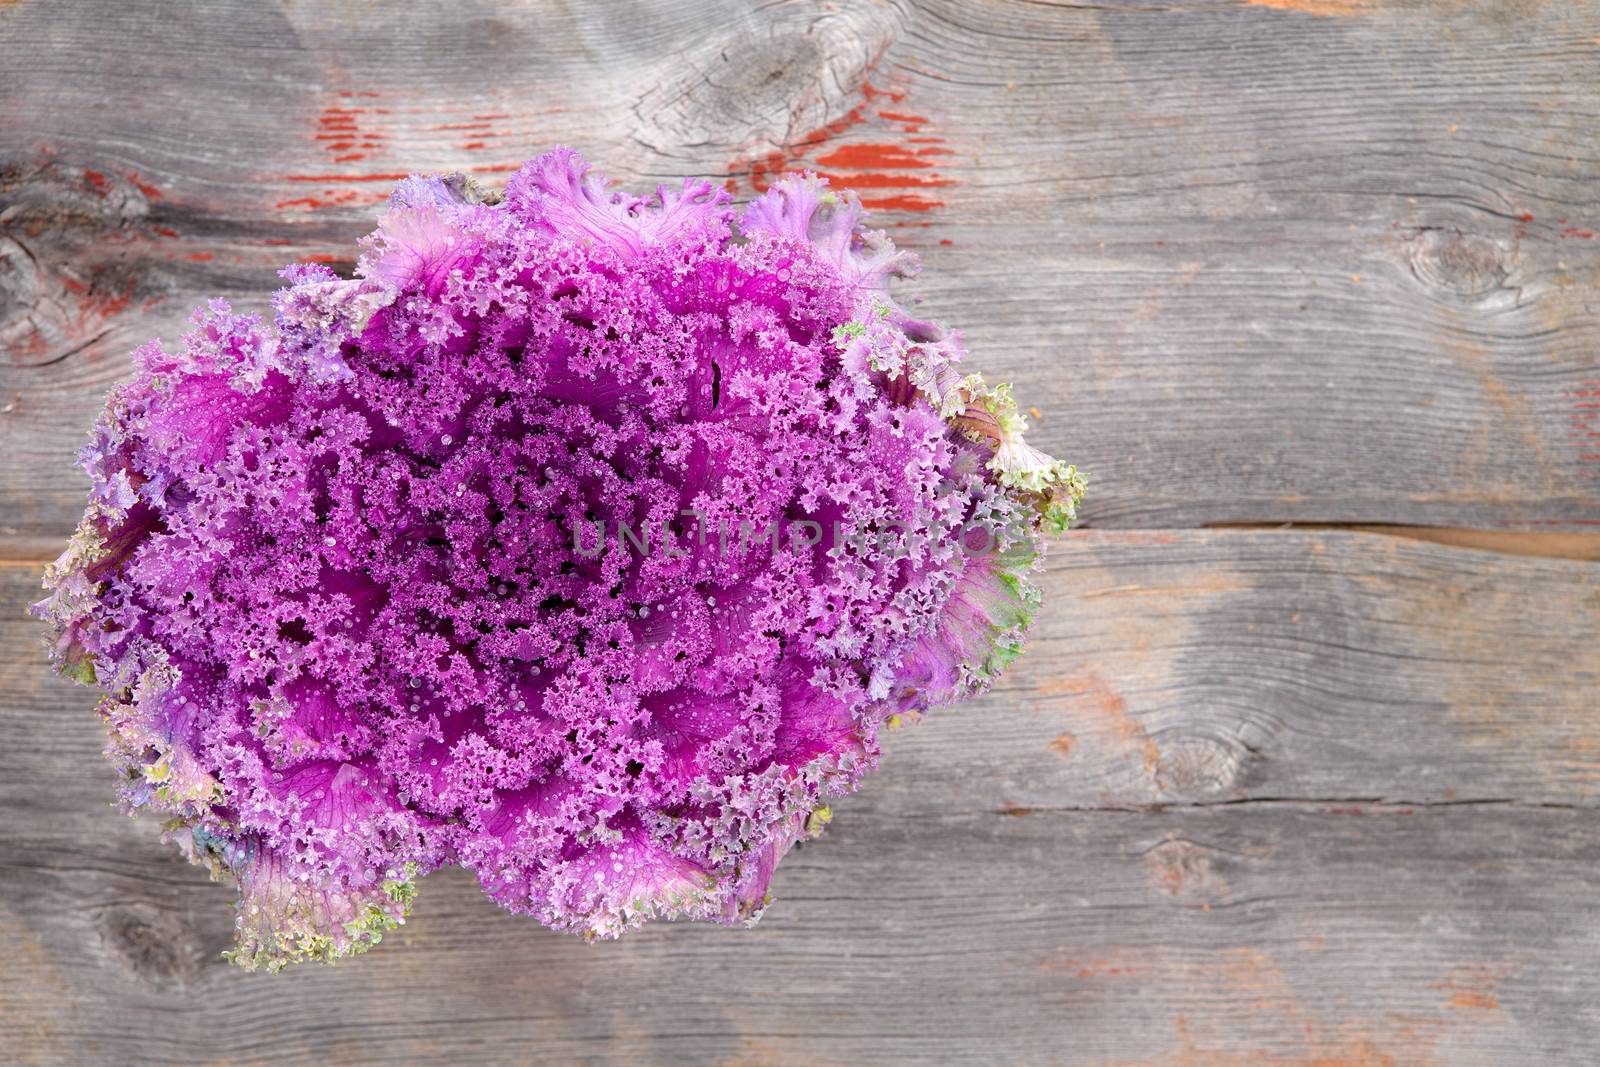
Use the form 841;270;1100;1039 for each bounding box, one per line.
9;530;1595;815
3;532;1598;1063
3;0;1599;545
4;781;1599;1064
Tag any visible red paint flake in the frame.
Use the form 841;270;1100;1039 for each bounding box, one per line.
724;74;956;217
1561;227;1595;239
152;226;180;239
276;195;341;210
184;251;214;261
939;238;953;246
284;173;412;182
814;143;933;169
61;276;89;295
93;287;132;319
860;194;944;212
462;141;487;151
861;81;908;103
126;171;163;198
1518;212;1535;222
300;253;342;264
336;90;380;99
83;169;109;194
473;113;512;121
274;189;389;211
728;105;868;192
815;170;953;190
307;98;393;182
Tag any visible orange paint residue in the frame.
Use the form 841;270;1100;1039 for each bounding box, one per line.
1450;991;1500;1014
1243;0;1375;15
1430;964;1507;1022
1042;671;1162;779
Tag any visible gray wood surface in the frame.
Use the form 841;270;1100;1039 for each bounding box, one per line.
2;0;1599;1064
4;536;1600;1065
3;0;1600;541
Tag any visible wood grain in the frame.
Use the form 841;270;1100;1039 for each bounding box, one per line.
4;532;1599;1064
3;0;1599;544
3;1;1599;1064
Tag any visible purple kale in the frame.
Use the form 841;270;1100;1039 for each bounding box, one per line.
34;148;1083;970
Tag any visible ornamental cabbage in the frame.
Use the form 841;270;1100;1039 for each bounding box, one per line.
34;148;1083;971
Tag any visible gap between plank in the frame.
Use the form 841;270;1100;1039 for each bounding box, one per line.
1203;523;1600;561
985;796;1592;818
5;525;1600;564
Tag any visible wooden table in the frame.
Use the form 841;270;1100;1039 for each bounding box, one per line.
3;2;1597;1063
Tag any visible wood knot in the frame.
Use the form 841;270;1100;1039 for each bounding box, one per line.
1143;836;1229;903
1;158;160;367
1406;228;1513;303
1153;734;1254;800
629;5;896;157
98;903;210;989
